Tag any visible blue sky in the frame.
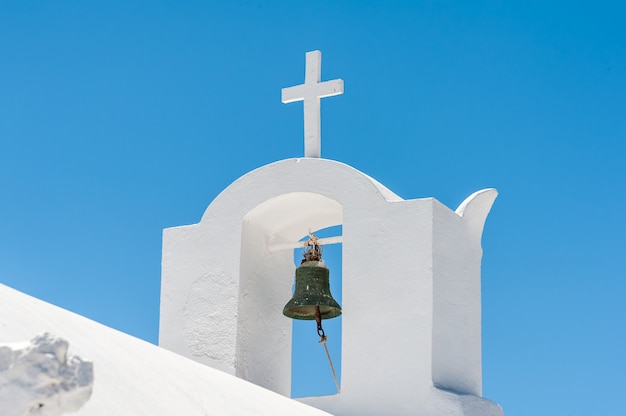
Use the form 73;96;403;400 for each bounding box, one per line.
1;1;625;414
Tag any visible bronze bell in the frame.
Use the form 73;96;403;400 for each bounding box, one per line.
283;234;342;320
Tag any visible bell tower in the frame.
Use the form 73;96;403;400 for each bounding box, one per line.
159;51;503;416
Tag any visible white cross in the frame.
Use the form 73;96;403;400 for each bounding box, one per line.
282;50;344;158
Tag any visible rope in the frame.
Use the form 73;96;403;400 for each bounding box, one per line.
315;306;341;394
319;335;341;394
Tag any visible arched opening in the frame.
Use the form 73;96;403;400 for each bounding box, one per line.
237;192;343;397
290;225;342;398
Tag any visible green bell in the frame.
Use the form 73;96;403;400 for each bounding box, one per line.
283;260;342;320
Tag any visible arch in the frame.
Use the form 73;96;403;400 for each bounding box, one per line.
242;192;343;244
160;158;399;395
237;192;343;396
199;158;401;226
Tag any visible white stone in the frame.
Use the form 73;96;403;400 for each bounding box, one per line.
159;157;503;416
282;50;344;158
0;333;93;416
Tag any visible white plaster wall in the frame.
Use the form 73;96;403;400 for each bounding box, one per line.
159;158;502;416
431;190;498;396
324;199;435;413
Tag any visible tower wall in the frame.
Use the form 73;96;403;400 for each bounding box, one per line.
159;157;502;416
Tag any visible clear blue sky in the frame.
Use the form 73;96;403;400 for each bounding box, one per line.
1;1;625;414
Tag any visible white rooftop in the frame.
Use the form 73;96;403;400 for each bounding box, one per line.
0;283;332;416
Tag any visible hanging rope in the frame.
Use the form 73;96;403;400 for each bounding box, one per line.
315;306;341;394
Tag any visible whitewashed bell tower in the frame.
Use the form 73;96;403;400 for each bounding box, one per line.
159;51;503;416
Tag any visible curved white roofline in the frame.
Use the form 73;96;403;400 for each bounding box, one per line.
200;158;402;224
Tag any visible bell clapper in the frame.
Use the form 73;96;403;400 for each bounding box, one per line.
315;305;327;341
